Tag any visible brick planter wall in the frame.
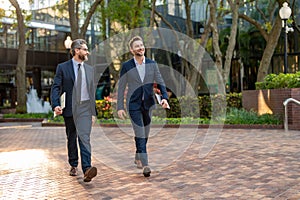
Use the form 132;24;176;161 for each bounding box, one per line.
242;88;300;130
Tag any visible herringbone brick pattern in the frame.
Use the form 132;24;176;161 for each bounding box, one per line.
1;124;300;199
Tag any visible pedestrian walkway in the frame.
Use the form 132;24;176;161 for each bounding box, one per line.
1;123;300;199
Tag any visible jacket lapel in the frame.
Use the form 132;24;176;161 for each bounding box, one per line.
83;64;90;89
69;60;76;84
130;59;143;83
143;58;150;83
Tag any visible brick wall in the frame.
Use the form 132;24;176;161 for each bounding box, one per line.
290;89;300;130
242;88;300;130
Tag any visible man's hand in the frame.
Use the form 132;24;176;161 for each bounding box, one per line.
54;106;63;116
92;115;97;125
161;99;170;109
118;110;127;120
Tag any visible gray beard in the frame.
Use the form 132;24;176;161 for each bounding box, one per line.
79;54;88;61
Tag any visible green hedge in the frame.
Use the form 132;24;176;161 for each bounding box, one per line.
153;93;242;119
255;72;300;89
3;93;242;120
224;108;281;125
4;92;282;125
95;93;242;119
3;112;52;119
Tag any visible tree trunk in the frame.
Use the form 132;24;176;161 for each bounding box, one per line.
257;16;282;82
150;0;156;27
15;43;27;113
9;0;27;113
183;0;203;96
152;10;185;96
200;16;212;47
184;0;194;38
68;0;79;39
68;0;103;39
239;1;283;82
209;0;223;83
223;0;239;88
131;0;144;29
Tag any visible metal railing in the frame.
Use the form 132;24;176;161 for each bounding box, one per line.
283;98;300;131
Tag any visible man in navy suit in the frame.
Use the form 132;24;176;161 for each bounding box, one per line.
51;39;98;182
117;36;170;177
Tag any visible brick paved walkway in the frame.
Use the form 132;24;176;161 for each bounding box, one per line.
1;123;300;199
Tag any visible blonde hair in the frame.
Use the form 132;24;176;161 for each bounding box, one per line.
128;36;143;49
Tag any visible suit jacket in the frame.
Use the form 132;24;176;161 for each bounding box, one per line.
117;57;168;111
51;59;97;117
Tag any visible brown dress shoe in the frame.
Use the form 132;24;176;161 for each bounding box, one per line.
143;166;151;177
134;160;143;169
69;166;78;176
84;166;97;182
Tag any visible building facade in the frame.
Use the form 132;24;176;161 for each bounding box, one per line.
0;0;108;110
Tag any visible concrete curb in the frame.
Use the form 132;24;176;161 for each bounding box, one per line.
97;123;283;129
0;118;44;122
0;118;283;129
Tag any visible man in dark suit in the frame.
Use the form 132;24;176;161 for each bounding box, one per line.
117;36;170;177
51;39;98;182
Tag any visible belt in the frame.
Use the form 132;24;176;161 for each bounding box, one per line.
78;100;90;104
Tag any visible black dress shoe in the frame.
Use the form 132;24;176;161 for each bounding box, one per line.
134;160;143;169
84;166;97;182
143;166;151;177
69;166;78;176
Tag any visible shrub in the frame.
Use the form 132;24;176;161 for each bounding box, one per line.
226;92;242;108
152;93;242;119
3;112;52;119
96;97;113;119
224;108;281;125
256;72;300;89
